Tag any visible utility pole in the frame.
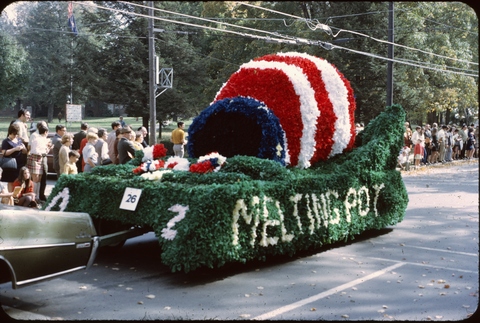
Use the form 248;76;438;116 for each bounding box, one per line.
386;2;394;107
148;1;156;145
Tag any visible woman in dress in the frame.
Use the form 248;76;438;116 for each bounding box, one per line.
59;133;73;175
12;166;36;207
82;132;99;173
1;123;28;191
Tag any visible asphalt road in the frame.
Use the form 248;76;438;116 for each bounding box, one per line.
1;160;478;320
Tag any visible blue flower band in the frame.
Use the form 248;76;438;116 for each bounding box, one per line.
187;96;286;165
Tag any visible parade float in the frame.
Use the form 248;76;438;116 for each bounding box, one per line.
44;52;409;273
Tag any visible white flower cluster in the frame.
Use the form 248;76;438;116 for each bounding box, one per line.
142;145;155;162
164;156;190;171
140;169;172;181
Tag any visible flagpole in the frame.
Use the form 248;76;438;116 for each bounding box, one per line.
70;39;73;105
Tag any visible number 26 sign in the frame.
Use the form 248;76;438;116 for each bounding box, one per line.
120;187;142;211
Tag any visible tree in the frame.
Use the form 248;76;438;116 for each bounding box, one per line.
394;2;478;125
12;2;78;122
0;30;30;110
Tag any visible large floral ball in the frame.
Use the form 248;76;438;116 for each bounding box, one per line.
189;52;356;168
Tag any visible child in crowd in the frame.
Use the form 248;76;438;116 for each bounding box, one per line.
397;146;410;170
64;151;80;175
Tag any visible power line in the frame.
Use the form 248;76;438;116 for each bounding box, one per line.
73;1;478;78
237;1;478;67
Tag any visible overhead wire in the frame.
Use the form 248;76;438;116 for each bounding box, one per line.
237;1;478;67
73;1;478;78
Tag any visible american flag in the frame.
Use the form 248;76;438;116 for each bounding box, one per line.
68;2;78;35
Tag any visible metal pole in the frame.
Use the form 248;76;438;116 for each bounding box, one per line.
148;1;156;145
386;2;394;107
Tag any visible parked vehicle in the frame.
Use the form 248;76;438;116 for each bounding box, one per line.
0;204;145;289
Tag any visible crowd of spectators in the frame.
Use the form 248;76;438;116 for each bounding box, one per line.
1;109;148;208
398;121;478;171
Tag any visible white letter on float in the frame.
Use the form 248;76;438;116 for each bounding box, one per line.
344;187;357;223
289;194;303;233
304;194;315;234
310;193;321;230
276;200;294;242
358;186;370;216
232;199;251;246
327;190;341;225
259;196;280;246
161;204;189;240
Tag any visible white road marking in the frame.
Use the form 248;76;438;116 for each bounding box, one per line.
372;242;477;257
252;262;405;320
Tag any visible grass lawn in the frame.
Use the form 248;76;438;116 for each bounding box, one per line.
0;116;192;143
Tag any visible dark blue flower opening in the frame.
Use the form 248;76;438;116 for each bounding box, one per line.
187;96;286;165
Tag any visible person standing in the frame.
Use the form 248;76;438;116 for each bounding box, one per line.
423;124;431;164
437;125;446;163
444;126;453;162
107;121;121;162
117;127;136;164
79;127;98;171
63;151;80;175
171;121;187;157
138;126;149;147
59;133;73;175
52;124;67;177
132;131;144;151
72;122;88;172
95;128;110;165
428;128;439;164
1;123;28;191
411;126;424;168
452;129;463;160
13;108;30;165
459;124;468;159
29;120;50;201
27;121;51;203
118;116;126;128
466;127;476;159
83;132;99;173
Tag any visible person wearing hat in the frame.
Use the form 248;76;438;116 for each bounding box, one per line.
117;126;136;164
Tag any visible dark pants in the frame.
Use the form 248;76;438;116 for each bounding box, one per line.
39;169;47;200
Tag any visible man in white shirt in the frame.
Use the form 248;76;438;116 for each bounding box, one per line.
28;121;51;202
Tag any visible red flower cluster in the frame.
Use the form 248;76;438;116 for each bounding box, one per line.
153;144;168;159
166;161;178;169
189;160;214;173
